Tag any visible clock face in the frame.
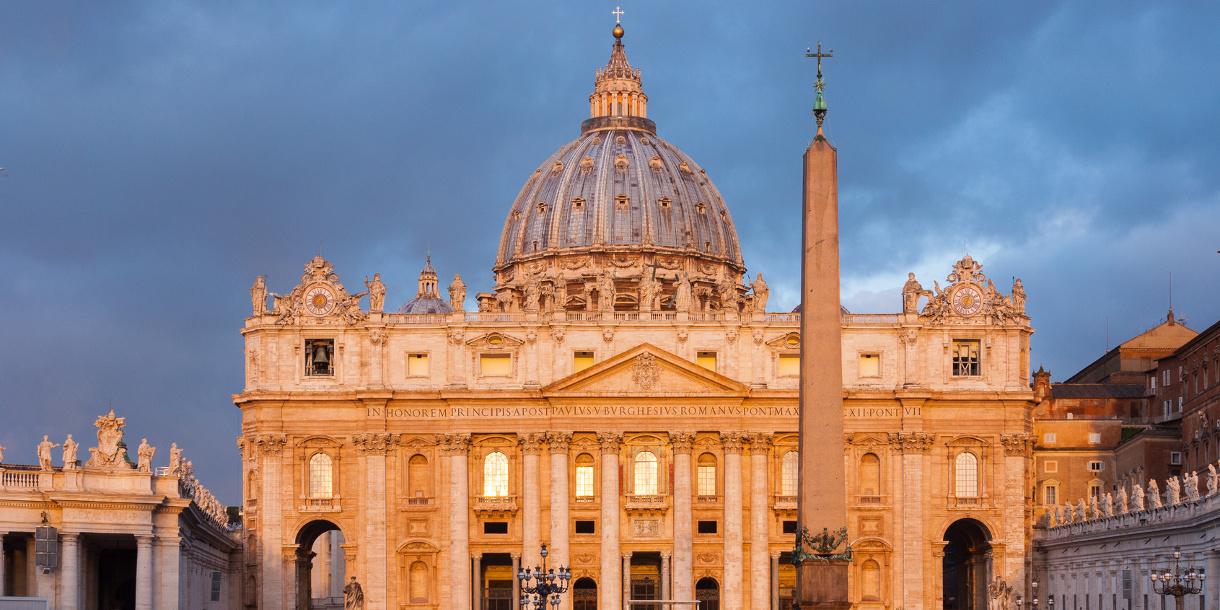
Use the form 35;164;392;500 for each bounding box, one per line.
952;285;984;316
304;285;337;316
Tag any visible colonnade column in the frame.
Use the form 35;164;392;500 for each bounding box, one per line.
59;532;79;610
622;553;632;610
511;555;521;606
442;434;472;610
660;553;671;602
1208;550;1220;610
597;433;622;610
547;433;573;610
669;432;694;602
135;535;154;610
747;434;772;610
155;534;181;610
472;554;483;610
0;532;6;597
771;552;781;610
721;433;745;609
521;433;545;569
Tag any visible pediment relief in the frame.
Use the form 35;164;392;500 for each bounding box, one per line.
945;435;988;447
766;332;801;351
846;433;889;448
543;343;748;397
297;435;343;448
466;332;525;350
397;435;435;449
397;540;439;554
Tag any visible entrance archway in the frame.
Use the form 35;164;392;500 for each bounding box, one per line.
695;577;720;610
573;577;597;610
295;520;347;610
629;552;663;610
942;518;992;610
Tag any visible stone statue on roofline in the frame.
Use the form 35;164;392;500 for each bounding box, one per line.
250;275;267;316
1102;492;1114;517
1207;464;1218;497
364;273;386;313
751;273;769;313
1117;485;1129;514
1166;475;1181;505
169;442;183;475
62;435;78;469
1148;479;1162;509
137;438;155;473
1132;482;1146;511
449;274;466;312
37;435;58;470
902;272;931;314
1185;471;1200;501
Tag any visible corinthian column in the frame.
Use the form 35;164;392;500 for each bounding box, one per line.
747;434;773;610
355;432;395;610
547;433;573;610
721;433;745;609
442;434;472;610
597;433;622;610
60;532;79;610
669;432;695;602
135;535;154;610
521;433;546;569
255;434;287;610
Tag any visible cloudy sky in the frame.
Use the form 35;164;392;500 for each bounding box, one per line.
2;2;1218;502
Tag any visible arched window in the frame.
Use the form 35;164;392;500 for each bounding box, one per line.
697;453;717;496
308;453;333;499
633;451;658;495
483;451;509;497
859;453;881;496
408;455;430;499
780;451;799;496
954;452;978;498
573;577;597;610
409;561;428;603
861;559;881;600
575;453;595;499
695;577;720;610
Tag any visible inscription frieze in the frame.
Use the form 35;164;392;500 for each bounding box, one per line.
367;404;801;419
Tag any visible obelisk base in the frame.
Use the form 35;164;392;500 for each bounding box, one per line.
795;560;852;610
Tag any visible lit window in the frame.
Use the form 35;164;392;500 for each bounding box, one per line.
780;451;799;496
575;453;595;498
483;451;509;497
573;351;595;373
305;339;335;377
778;354;800;377
697;453;717;496
633;451;659;495
954;452;979;498
1044;484;1058;505
858;353;880;378
952;340;981;377
1088;432;1101;445
406;353;430;377
480;353;512;377
308;453;333;499
696;351;718;371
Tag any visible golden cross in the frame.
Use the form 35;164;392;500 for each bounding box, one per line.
804;42;833;86
612;6;625;24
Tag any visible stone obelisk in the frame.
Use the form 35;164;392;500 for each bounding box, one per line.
796;43;852;610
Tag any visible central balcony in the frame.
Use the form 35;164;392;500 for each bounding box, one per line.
625;494;668;515
473;495;519;517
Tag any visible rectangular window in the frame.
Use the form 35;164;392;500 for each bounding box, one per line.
1089;484;1103;499
211;571;222;602
1088;432;1101;445
1044;460;1058;473
1087;461;1104;472
858;353;881;378
1164;370;1171;385
483;521;509;535
304;339;335;377
777;354;800;377
782;520;798;534
1044;485;1057;505
1170;451;1182;465
406;353;430;377
573;351;595;373
479;353;512;377
1151;376;1157;390
574;520;596;534
697;520;718;534
1043;433;1057;444
697;465;716;496
696;351;717;371
575;465;595;498
952;340;981;376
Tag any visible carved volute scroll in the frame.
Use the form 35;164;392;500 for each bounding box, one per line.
596;433;623;454
669;432;695;454
546;432;573;454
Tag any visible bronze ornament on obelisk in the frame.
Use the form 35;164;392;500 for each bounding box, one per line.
794;43;853;610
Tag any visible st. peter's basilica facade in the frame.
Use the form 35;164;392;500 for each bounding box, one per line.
236;24;1036;610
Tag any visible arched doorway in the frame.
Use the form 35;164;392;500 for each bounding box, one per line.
695;577;720;610
295;520;347;610
573;577;598;610
942;518;992;610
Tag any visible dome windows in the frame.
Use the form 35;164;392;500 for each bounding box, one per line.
614;154;629;171
571;197;585;210
696;202;706;214
551;161;565;173
614;195;630;211
658;197;671;210
648;155;663;170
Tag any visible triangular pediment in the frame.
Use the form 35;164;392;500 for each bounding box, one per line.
543;343;749;397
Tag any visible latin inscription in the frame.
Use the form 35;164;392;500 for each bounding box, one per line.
365;405;920;419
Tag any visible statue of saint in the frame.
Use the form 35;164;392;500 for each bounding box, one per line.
1148;479;1163;509
1102;492;1114;517
38;435;59;470
1166;475;1181;505
902;272;931;314
449;274;467;312
365;273;386;313
638;271;658;312
0;443;5;463
751;273;769;313
523;278;541;313
250;275;267;316
1207;464;1218;497
1132;481;1146;511
1185;471;1200;501
1011;278;1026;313
675;273;692;313
169;442;183;475
62;434;79;469
598;271;616;312
1117;486;1129;514
718;278;739;312
137;438;156;473
344;576;365;610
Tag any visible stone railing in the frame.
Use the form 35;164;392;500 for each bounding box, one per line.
178;468;235;531
301;497;342;512
0;469;40;489
1044;462;1220;540
365;310;912;327
472;495;518;515
625;494;668;514
773;495;797;511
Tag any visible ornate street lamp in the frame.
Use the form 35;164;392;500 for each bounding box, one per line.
517;544;571;609
1016;579;1040;609
1149;548;1205;610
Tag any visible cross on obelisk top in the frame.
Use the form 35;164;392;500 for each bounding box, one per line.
612;6;625;24
804;42;834;132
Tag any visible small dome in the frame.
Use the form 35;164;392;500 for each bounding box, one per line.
399;255;453;314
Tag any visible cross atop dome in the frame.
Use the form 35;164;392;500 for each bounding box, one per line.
584;17;652;134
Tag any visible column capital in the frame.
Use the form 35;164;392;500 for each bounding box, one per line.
669;432;695;453
255;434;287;456
745;432;773;453
511;553;521;561
597;432;622;453
353;432;397;455
720;432;747;454
520;433;548;455
660;552;671;560
439;433;472;455
135;534;155;546
546;432;573;453
622;552;633;561
771;551;783;560
472;552;484;561
60;531;80;542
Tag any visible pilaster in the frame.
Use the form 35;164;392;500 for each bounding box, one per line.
521;432;546;568
441;433;472;610
135;535;154;610
59;532;80;610
547;432;573;610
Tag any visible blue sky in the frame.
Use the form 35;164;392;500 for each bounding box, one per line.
2;2;1218;502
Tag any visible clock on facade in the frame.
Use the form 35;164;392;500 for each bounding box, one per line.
304;285;337;316
951;285;984;316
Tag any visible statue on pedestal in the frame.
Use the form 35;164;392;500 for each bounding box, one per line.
1148;479;1163;509
675;273;692;313
1132;482;1146;511
1207;464;1218;497
1117;486;1129;514
250;276;267;316
37;435;58;470
62;435;79;469
1011;278;1026;314
751;273;769;313
364;273;386;314
449;274;467;312
137;438;156;473
344;576;365;610
1166;476;1181;505
902;272;931;314
86;409;133;470
169;442;183;475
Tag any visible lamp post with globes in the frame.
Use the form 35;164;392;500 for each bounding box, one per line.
1015;579;1041;609
517;544;571;609
1150;548;1205;610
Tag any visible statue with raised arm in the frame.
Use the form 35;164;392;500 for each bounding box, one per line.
344;576;365;610
902;272;930;314
137;438;156;473
250;275;267;316
62;434;79;469
38;435;58;470
365;273;386;313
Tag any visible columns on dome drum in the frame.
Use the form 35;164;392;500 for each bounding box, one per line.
795;42;852;609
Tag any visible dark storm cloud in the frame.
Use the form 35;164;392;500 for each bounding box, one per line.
2;1;1217;501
